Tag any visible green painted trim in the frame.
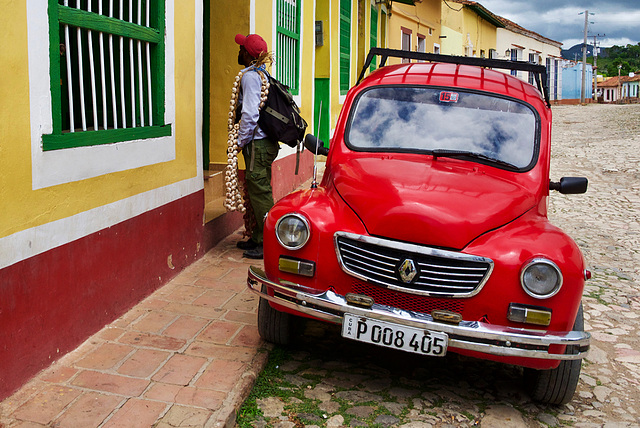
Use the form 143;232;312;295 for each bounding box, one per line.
314;78;330;147
58;5;162;43
47;1;166;149
276;26;300;41
370;6;378;72
339;0;351;95
42;125;172;151
49;0;62;134
153;1;166;125
466;5;505;28
275;0;301;95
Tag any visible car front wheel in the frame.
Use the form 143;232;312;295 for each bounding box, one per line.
257;285;292;345
523;303;584;405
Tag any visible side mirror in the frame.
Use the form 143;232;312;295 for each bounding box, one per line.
549;177;588;194
304;134;329;156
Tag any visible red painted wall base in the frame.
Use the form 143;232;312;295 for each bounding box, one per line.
0;191;205;400
272;149;316;201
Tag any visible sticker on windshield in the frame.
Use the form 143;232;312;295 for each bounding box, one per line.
439;91;459;103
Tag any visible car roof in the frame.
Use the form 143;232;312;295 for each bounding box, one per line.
358;62;547;108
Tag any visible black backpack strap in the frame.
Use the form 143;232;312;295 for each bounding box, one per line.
246;67;263;173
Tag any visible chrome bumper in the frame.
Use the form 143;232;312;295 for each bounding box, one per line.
248;266;590;361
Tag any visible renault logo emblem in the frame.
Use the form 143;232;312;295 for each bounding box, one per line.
398;259;417;283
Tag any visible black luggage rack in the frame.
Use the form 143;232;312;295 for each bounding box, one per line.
357;48;551;107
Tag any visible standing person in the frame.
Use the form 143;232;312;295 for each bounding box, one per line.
234;33;279;259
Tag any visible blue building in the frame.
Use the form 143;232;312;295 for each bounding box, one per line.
562;61;593;101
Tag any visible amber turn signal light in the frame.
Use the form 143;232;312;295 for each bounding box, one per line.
507;303;552;327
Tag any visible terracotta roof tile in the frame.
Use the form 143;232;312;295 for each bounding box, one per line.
599;76;623;87
495;15;562;47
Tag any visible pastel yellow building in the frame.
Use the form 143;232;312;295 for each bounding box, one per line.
440;0;503;57
386;0;442;63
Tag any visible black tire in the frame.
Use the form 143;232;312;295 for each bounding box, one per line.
257;285;292;345
523;303;584;405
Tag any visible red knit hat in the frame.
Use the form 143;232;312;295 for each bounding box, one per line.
235;33;268;58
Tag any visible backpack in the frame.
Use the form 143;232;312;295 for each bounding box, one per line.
257;71;308;148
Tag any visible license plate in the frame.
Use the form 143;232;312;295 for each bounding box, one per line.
342;314;448;357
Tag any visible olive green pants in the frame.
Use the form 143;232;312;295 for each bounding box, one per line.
242;138;279;245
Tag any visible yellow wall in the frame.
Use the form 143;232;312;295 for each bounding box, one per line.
0;3;199;240
440;25;464;55
462;8;497;57
441;2;497;57
328;0;359;129
387;0;442;65
315;0;331;79
299;3;316;126
440;0;463;55
208;0;316;164
208;0;250;166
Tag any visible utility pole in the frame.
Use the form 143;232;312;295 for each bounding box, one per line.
580;10;589;103
592;34;605;102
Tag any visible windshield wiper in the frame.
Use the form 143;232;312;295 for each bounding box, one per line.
430;149;518;169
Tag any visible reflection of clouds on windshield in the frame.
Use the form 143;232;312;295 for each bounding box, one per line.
349;90;536;168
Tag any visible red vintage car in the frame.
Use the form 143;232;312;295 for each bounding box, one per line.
248;48;590;405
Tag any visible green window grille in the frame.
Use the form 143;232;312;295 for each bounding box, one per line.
369;6;378;72
44;0;169;151
339;0;351;94
276;0;301;95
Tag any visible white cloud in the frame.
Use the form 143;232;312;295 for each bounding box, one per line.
597;38;638;48
474;0;640;47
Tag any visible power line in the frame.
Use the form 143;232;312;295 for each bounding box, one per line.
443;0;463;12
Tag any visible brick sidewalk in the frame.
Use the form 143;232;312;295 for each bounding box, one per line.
0;230;268;427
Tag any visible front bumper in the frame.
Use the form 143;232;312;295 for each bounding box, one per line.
248;266;590;361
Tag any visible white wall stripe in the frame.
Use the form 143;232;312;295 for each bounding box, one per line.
0;175;203;270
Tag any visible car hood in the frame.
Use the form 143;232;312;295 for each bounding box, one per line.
332;157;536;249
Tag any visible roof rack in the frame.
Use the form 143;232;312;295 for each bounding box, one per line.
357;48;551;107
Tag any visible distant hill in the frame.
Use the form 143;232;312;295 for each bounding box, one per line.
561;44;599;60
563;43;640;76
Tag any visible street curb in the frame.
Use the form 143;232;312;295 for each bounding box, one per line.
207;345;272;428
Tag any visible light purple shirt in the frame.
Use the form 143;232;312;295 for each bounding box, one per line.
238;66;268;147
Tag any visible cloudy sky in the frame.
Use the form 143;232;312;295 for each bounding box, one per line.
471;0;640;49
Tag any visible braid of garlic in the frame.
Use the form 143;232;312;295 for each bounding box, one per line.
223;69;270;213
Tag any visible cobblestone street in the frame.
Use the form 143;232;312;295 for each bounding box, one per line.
548;104;640;426
247;104;640;428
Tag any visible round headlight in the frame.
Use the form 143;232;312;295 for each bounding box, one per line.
275;213;310;250
520;258;563;299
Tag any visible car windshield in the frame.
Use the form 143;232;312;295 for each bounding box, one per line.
346;86;538;169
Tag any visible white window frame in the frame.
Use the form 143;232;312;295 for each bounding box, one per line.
26;0;176;190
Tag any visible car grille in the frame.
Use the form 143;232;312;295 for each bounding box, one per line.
335;233;493;297
351;281;465;314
